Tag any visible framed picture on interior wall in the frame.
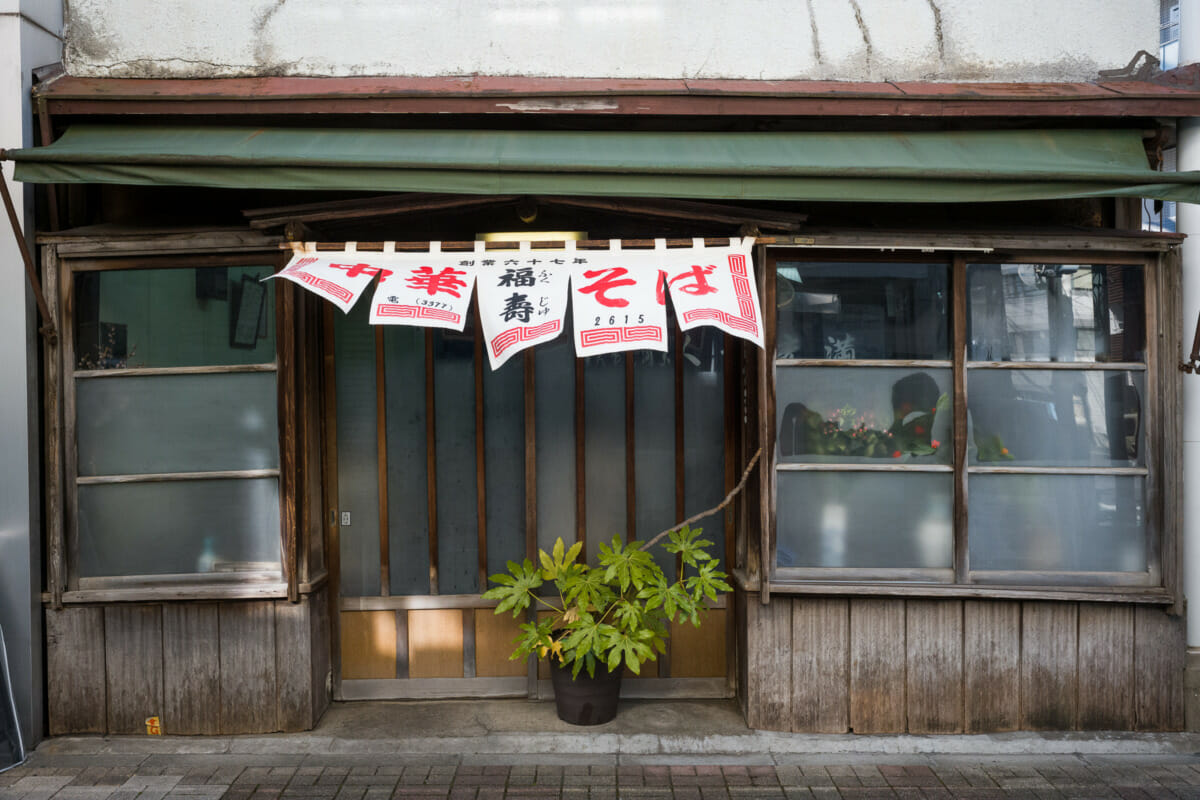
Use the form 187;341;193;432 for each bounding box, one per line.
230;275;266;349
195;266;228;301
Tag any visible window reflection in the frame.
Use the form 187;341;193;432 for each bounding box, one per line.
968;370;1143;467
775;262;949;360
777;368;952;464
967;264;1144;363
969;475;1145;572
75;267;276;369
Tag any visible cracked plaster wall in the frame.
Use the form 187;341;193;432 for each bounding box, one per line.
64;0;1156;82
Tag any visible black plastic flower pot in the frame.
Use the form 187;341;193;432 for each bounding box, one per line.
548;659;623;725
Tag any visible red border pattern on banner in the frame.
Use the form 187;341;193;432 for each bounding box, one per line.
491;319;561;357
581;325;664;347
284;258;354;304
679;253;759;337
374;304;462;324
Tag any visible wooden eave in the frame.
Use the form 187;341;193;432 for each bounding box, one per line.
30;74;1200;119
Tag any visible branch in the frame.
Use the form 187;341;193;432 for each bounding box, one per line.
642;446;762;551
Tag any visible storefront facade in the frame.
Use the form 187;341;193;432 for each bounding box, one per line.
3;0;1199;738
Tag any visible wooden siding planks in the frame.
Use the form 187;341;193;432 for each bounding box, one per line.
218;601;278;734
1077;603;1134;729
1020;602;1078;730
743;596;791;730
103;605;164;734
161;603;220;735
963;600;1021;732
849;599;906;734
906;600;963;734
790;598;849;733
46;606;106;735
276;597;316;732
1134;606;1186;730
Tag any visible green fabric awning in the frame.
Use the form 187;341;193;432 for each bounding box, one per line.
8;125;1200;203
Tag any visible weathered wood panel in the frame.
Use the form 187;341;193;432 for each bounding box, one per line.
104;605;164;734
408;609;464;679
219;601;277;734
161;604;220;735
1134;606;1186;730
1020;602;1078;730
475;609;527;678
849;599;906;733
340;610;397;680
309;586;332;721
275;598;315;732
743;595;791;730
791;598;849;733
46;606;106;734
906;600;963;733
669;609;727;678
963;600;1020;732
1077;603;1134;729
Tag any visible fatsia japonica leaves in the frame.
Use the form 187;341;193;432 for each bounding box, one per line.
482;526;730;679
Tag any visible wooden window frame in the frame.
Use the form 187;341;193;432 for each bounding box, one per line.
758;236;1181;605
45;245;309;604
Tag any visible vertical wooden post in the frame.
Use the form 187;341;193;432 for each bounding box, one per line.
758;248;775;604
43;245;64;607
474;308;488;591
320;302;342;695
575;358;586;552
425;330;439;594
952;257;969;583
374;327;390;596
625;353;636;542
276;280;299;603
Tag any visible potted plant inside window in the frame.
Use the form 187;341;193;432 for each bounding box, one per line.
483;526;731;725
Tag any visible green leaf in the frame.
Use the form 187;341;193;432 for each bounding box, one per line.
481;558;543;617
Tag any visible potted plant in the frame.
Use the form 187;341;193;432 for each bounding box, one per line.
483;525;731;725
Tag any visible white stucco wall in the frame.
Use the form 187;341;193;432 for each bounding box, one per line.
63;0;1156;82
0;0;61;750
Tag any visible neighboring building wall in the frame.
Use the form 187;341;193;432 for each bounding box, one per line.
62;0;1156;82
0;0;61;749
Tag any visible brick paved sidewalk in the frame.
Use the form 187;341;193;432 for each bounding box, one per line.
6;755;1200;800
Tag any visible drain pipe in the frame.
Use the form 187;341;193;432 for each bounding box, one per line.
1180;0;1200;731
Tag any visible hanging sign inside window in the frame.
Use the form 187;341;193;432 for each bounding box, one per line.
366;243;478;332
569;242;669;357
266;243;385;313
663;237;763;349
476;241;572;370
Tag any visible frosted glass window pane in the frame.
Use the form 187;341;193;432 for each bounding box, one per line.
585;354;626;564
777;367;952;464
684;329;726;571
384;327;429;595
535;336;576;570
969;475;1146;572
968;370;1144;467
775;261;949;360
77;373;279;476
777;472;952;569
75;266;275;369
634;343;676;578
485;355;526;579
967;264;1145;363
78;478;280;578
433;327;479;594
335;301;380;597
